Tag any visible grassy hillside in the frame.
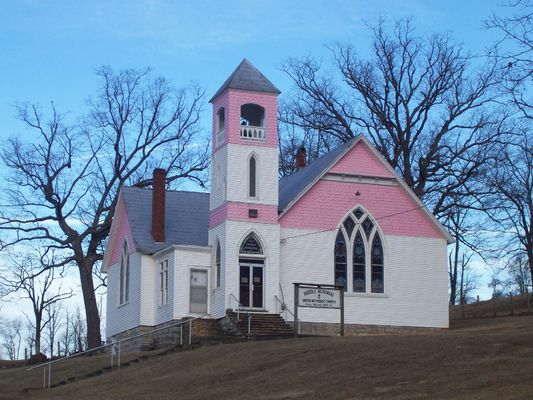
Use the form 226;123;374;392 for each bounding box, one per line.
1;315;533;400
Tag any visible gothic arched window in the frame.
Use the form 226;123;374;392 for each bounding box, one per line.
249;155;257;197
334;231;347;288
215;240;221;288
334;209;384;294
119;240;130;304
240;233;263;255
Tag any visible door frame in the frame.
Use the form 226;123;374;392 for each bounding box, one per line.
188;266;210;315
239;259;265;310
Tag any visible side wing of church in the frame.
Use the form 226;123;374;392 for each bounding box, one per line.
102;59;452;340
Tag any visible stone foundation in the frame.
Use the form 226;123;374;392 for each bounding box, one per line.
107;318;221;352
295;321;444;336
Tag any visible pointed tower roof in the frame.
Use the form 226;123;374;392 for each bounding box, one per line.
209;59;281;102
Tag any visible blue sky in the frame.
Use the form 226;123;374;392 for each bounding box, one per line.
1;0;506;138
0;1;510;327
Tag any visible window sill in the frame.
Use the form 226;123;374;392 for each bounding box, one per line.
345;293;388;299
117;301;129;308
158;303;169;309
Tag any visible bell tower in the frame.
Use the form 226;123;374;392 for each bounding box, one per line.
208;59;281;316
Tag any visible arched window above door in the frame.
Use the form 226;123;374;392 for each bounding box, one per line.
240;233;263;255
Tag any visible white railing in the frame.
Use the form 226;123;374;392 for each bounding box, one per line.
240;126;266;140
274;295;300;334
27;314;208;389
229;293;252;336
216;129;225;147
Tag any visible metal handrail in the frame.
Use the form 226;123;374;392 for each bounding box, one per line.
229;294;252;335
274;295;300;334
27;314;208;388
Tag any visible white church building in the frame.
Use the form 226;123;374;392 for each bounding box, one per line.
102;59;452;341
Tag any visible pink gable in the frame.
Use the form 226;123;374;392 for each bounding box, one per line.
107;198;136;268
329;140;393;178
279;180;444;239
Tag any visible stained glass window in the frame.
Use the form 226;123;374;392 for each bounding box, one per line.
354;207;364;220
363;217;374;239
334;231;347;288
343;216;355;238
353;231;366;292
371;235;384;293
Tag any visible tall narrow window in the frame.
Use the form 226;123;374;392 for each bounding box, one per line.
249;155;257;197
334;231;347;288
371;235;384;293
119;241;130;305
215;241;221;288
352;231;366;292
160;259;168;305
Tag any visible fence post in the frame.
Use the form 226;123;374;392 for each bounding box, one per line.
118;340;121;367
492;294;496;317
476;295;480;318
461;301;465;319
43;366;46;389
48;362;51;389
527;287;531;314
509;292;514;316
189;319;192;345
180;324;183;345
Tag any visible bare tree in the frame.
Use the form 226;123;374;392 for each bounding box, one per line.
281;19;505;218
0;318;23;360
59;308;73;356
483;128;533;293
485;0;532;120
43;301;63;358
508;257;532;295
0;67;210;348
70;307;86;353
1;251;72;356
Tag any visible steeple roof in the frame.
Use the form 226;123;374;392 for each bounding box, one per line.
209;59;281;102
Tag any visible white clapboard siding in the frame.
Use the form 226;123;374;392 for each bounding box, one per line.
280;228;449;328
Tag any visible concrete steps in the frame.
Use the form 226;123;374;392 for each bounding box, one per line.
228;312;294;338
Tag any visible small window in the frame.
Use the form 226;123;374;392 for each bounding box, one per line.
215;241;221;288
119;240;130;305
334;231;347;288
249;155;257;197
160;259;169;305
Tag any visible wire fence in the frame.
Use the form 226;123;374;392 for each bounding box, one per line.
450;290;532;320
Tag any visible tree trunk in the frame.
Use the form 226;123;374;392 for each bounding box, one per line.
78;259;101;349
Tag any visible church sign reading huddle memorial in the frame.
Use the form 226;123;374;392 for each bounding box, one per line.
102;59;452;344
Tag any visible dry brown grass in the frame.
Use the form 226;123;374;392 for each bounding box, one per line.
2;315;533;400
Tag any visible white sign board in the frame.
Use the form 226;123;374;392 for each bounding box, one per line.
298;287;341;309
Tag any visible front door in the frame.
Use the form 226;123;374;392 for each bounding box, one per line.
239;262;263;309
190;269;208;313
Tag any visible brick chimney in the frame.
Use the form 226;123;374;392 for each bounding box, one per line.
152;168;166;243
296;147;307;170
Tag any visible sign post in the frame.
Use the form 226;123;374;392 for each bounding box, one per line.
293;283;345;337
